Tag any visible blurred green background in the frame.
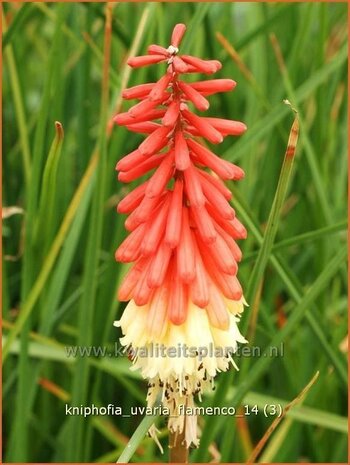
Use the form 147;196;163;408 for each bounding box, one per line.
2;1;348;463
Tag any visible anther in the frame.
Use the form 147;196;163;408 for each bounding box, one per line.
167;45;179;55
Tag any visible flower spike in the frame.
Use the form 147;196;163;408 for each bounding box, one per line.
114;24;248;449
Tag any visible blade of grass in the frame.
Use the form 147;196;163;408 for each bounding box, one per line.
92;417;136;450
258;414;297;461
232;188;347;385
110;3;155;123
1;170;95;458
193;246;346;461
246;107;299;307
181;3;211;54
243;220;347;262
65;5;112;461
28;7;67;217
3;11;31;186
82;31;121;89
3;3;34;48
223;43;347;162
226;387;348;435
216;31;276;117
40;178;94;334
246;371;319;463
5;6;68;460
33;122;64;255
81;2;131;48
94;448;121;463
72;4;92;173
3;335;142;382
33;2;82;46
270;32;333;224
234;3;292;51
2;322;64;350
2;150;98;362
116;407;160;463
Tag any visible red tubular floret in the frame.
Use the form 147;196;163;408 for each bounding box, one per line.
114;108;166;126
165;179;183;249
177;208;196;283
127;55;166;68
168;259;188;325
197;169;232;201
122;83;155;100
149;73;172;101
147;44;168;56
198;173;235;220
126;122;161;134
183;165;205;207
187;138;243;180
115;223;146;263
162;100;181;127
181;109;223;144
118;153;167;182
147;241;173;288
174;131;191;170
138;126;171;156
181;55;221;74
140;194;170;256
172;56;189;73
171;24;186;48
190;205;217;244
190;241;210;308
206;282;229;330
203;117;247;136
178;80;210;111
117;182;148;214
146;151;175;198
189;79;236;94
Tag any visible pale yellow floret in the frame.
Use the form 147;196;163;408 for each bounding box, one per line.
114;296;248;448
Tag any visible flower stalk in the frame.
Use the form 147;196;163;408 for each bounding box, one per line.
169;429;189;463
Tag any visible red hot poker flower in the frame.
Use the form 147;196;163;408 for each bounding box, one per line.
114;24;248;448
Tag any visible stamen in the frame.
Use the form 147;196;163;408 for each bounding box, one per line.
167;45;179;55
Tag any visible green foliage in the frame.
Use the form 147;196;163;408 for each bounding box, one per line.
2;2;347;463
